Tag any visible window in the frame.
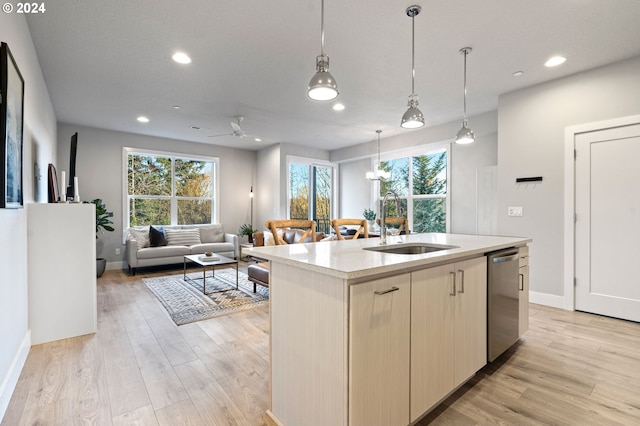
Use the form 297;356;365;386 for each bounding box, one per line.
377;148;448;233
125;149;217;227
288;157;335;234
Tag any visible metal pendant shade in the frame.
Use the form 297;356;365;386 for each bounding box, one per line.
455;47;475;144
401;5;425;129
308;0;339;101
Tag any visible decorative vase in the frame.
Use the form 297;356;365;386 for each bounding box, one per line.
367;220;376;232
97;258;107;278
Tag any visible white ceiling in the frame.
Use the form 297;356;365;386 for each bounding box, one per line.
25;0;640;151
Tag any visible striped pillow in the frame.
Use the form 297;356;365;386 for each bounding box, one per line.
165;228;201;246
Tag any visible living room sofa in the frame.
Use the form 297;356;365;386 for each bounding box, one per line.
126;224;238;275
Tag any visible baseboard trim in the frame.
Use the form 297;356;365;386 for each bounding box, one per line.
106;261;126;271
0;330;31;423
529;291;567;310
265;410;284;426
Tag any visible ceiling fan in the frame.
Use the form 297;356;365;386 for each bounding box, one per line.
208;116;253;139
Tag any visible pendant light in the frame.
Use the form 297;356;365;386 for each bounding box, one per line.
308;0;339;101
366;130;390;181
455;47;475;144
401;5;425;129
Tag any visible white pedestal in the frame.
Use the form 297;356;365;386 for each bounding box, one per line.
27;203;97;345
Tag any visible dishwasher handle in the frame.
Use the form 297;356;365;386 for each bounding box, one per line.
491;251;519;264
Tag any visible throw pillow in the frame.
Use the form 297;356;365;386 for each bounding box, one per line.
198;224;225;243
128;227;150;250
264;229;283;246
149;225;168;247
165;228;201;246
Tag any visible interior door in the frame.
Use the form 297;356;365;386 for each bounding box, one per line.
575;123;640;322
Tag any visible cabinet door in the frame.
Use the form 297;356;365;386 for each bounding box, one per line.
350;274;410;426
453;257;487;386
410;264;455;422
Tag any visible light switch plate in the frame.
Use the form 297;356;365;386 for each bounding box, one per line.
508;206;523;217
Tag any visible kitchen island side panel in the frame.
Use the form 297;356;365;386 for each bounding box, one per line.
269;262;348;426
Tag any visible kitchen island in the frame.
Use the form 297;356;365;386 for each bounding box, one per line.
246;233;531;426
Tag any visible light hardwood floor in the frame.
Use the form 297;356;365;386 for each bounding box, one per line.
3;266;640;425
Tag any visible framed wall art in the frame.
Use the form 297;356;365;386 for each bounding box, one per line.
0;42;25;208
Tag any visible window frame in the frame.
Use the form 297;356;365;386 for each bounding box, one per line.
122;147;220;229
286;155;338;234
372;143;451;233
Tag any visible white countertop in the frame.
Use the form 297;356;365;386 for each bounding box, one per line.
244;233;531;280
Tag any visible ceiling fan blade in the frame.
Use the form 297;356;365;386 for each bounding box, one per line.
230;121;243;133
208;133;233;138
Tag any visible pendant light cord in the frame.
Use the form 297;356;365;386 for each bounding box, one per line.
463;49;467;119
377;130;381;168
320;0;325;56
411;13;415;95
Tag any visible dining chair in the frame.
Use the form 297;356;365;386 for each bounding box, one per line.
330;218;369;240
264;219;316;245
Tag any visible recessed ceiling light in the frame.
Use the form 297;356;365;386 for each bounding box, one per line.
254;138;262;142
544;56;567;67
137;116;149;123
172;52;192;64
332;103;345;111
513;71;524;77
172;105;181;110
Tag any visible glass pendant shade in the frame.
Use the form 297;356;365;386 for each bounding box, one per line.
367;130;390;181
308;55;339;100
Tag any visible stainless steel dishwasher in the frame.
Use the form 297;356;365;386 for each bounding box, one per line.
487;247;520;362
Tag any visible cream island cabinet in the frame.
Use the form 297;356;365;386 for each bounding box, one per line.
246;233;530;426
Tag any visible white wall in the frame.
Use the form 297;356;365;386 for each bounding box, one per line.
338;158;371;218
497;55;640;304
450;132;497;234
256;144;281;230
0;14;57;421
56;123;257;266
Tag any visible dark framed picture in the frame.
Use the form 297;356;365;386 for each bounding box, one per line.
0;42;25;208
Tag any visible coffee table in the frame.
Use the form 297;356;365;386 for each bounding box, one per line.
183;254;239;295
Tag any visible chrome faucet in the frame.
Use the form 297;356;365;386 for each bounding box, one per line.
380;190;401;245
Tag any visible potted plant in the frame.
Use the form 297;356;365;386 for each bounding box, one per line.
91;198;114;277
363;208;377;231
239;223;258;244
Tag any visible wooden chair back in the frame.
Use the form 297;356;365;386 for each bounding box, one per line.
376;217;410;235
264;219;316;245
330;218;369;240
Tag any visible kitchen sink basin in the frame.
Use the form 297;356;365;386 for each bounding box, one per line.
363;243;459;255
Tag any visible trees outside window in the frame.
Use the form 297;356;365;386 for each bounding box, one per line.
377;150;447;233
288;160;334;234
126;151;216;227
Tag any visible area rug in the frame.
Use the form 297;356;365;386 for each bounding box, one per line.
143;269;269;325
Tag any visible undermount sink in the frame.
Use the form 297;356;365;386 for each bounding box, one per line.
363;242;459;255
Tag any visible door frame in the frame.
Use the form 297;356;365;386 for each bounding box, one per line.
563;114;640;311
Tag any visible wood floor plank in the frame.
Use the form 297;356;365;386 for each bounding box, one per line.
112;404;159;426
99;306;152;417
154;398;207;426
173;359;249;425
119;298;189;410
